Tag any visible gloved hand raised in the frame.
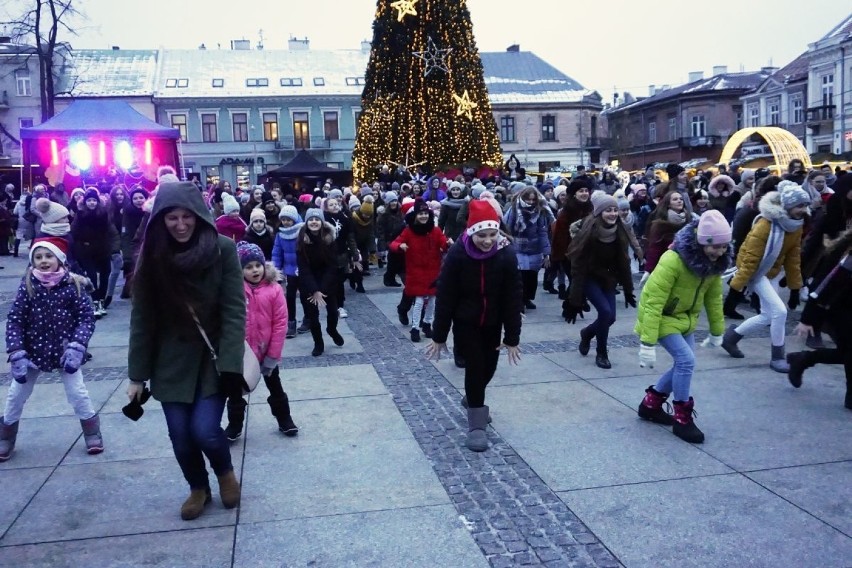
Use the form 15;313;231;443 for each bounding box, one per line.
9;350;34;384
701;334;723;347
788;290;800;310
638;344;656;368
624;292;637;309
60;342;87;374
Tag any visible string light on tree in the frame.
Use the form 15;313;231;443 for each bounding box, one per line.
452;89;478;120
390;0;418;22
412;36;452;77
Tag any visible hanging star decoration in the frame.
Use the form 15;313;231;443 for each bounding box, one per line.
390;0;418;22
452;90;478;120
388;152;427;175
412;36;452;77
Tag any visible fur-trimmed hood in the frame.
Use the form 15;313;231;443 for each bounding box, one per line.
260;261;280;284
757;190;786;221
708;175;735;196
671;219;732;277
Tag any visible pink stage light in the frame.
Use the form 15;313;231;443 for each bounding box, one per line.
98;141;107;167
114;140;133;170
144;139;152;165
50;139;59;166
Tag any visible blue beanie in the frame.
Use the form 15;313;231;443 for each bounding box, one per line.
304;208;324;223
236;241;265;268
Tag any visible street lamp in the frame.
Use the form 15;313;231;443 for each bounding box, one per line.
523;117;534;168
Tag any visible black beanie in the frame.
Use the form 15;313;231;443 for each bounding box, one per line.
666;163;685;180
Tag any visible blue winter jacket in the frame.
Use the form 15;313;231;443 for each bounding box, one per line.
272;223;303;277
6;271;96;372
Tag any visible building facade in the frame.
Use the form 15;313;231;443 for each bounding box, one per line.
0;39;42;172
606;68;772;171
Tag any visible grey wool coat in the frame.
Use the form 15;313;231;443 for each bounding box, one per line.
128;181;246;403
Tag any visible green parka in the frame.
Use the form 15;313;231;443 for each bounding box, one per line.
128;181;246;403
635;220;729;345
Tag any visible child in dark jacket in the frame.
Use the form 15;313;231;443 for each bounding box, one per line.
297;208;345;357
243;208;275;260
0;237;100;462
224;242;298;441
272;205;304;338
427;199;523;452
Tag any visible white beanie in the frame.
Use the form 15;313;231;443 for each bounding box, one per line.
222;192;240;215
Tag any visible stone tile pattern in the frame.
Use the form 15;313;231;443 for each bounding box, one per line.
0;366;128;386
296;293;623;568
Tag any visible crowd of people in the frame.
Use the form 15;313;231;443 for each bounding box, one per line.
0;154;850;520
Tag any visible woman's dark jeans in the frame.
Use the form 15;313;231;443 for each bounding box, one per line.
583;280;616;352
161;387;233;490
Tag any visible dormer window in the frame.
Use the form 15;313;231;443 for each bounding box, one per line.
246;78;269;87
345;77;366;86
212;78;224;88
313;77;325;86
176;78;188;88
165;79;177;88
280;78;303;87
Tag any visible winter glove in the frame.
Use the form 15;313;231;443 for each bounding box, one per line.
563;303;582;325
639;272;650;287
9;350;33;384
638;344;656;368
701;334;723;347
624;292;637;309
60;342;87;374
122;383;152;421
779;276;787;288
261;356;279;376
788;290;800;310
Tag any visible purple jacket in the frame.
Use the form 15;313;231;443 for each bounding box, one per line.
6;271;96;372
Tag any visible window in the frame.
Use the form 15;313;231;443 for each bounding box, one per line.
170;114;187;142
235;165;252;191
767;100;780;125
323;111;339;140
176;78;188;88
500;116;515;142
541;115;556;141
212;78;224;88
648;121;657;144
263;113;278;141
345;77;365;86
668;116;677;140
204;166;220;187
165;78;177;88
354;111;362;133
690;115;706;138
201;113;218;142
791;96;803;124
19;117;33;130
293;112;309;149
232;112;248;142
821;74;834;107
246;78;269;87
15;69;31;96
313;77;325;86
733;106;743;131
280;78;303;87
748;104;759;127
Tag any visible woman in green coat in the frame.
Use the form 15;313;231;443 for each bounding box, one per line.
126;181;246;521
634;210;732;444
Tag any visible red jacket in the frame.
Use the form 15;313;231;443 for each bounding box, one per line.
390;225;448;297
243;264;288;362
215;214;247;241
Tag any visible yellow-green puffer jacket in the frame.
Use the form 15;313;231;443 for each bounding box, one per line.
635;221;728;345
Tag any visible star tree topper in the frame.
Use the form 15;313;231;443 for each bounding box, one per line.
390;0;418;22
452;89;478;120
412;36;452;77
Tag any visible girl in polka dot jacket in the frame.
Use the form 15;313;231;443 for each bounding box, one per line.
0;236;100;462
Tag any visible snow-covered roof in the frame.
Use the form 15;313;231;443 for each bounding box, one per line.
57;49;158;97
616;71;770;112
818;12;852;42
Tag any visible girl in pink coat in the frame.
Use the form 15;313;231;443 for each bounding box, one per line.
224;242;298;440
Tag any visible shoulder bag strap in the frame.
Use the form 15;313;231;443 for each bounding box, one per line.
187;305;218;363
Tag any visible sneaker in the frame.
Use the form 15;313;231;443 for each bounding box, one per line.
338;307;348;318
297;319;311;334
421;323;433;339
410;328;421;342
397;305;409;326
224;423;242;442
524;300;537;310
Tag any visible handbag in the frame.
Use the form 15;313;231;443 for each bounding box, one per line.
188;306;261;394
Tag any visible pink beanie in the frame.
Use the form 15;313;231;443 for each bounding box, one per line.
696;210;731;245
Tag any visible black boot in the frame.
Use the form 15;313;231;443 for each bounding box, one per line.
786;351;815;389
224;397;247;442
268;393;299;436
13;239;20;258
297;317;311;334
721;325;745;358
327;327;344;346
543;282;557;294
557;284;567;299
595;348;611;369
310;326;324;356
723;291;744;320
383;273;402;287
421;322;432;339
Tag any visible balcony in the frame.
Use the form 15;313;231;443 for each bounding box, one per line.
273;136;332;151
585;136;612;149
679;136;719;148
806;105;834;135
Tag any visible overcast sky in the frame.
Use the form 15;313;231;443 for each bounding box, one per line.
9;0;849;101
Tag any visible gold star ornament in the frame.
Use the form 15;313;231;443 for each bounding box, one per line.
390;0;418;22
453;90;478;120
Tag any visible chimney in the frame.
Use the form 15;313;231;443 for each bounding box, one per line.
661;84;670;91
649;84;656;97
198;43;206;50
688;71;704;82
230;39;251;50
288;37;310;51
760;66;779;75
712;65;728;76
506;44;520;52
111;46;120;50
360;40;372;53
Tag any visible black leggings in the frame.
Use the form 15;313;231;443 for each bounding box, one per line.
79;256;111;302
285;275;305;322
520;270;539;302
456;324;501;408
302;290;339;333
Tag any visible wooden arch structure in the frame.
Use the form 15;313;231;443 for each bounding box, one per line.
718;127;811;170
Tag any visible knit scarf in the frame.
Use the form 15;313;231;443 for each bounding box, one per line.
278;223;302;240
776;213;804;233
251;225;267;237
462;232;509;260
667;209;687;225
511;205;539;235
596;222;618;244
441;196;467;210
40;222;71;237
750;216;786;283
33;267;67;288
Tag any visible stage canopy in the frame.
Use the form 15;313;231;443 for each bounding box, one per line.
20;99;180;140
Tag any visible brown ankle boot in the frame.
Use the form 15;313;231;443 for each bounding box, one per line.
180;487;211;520
217;470;241;509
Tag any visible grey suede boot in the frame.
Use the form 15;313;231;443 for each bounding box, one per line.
721;325;745;358
466;406;490;452
769;345;789;373
80;415;104;454
0;417;19;462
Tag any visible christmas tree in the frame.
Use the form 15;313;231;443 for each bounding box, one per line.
351;0;503;182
